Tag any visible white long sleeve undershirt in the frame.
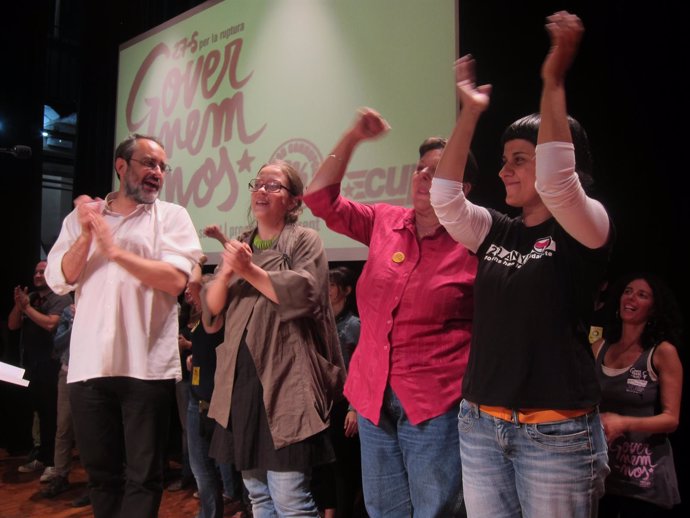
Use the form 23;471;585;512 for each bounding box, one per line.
430;141;610;253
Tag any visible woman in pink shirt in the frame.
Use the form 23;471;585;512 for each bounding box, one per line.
304;116;477;517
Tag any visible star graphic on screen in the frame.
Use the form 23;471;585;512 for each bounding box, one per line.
236;148;255;173
343;184;355;197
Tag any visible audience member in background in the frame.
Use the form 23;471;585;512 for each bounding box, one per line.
166;281;196;493
8;260;72;482
201;225;246;505
594;273;682;517
304;111;477;517
204;160;345;517
589;279;614;345
329;266;361;373
39;302;73;495
430;12;611;518
185;262;243;518
38;301;92;507
45;133;202;518
312;266;366;518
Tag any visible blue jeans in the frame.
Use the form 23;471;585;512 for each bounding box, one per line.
187;399;223;518
242;469;318;518
458;399;609;518
218;461;241;500
357;387;463;518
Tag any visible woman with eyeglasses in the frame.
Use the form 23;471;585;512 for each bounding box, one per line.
302;113;478;515
430;12;612;517
204;160;345;518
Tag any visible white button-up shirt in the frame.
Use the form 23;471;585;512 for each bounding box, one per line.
45;194;202;383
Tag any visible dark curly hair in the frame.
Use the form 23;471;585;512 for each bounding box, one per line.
603;272;683;350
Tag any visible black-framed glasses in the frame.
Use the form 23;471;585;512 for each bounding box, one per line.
248;179;293;194
129;157;172;173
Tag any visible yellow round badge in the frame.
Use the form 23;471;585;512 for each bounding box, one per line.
392;252;405;263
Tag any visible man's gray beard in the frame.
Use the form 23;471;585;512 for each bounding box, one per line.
125;179;158;205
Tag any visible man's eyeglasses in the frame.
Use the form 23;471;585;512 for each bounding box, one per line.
248;179;293;194
129;157;172;173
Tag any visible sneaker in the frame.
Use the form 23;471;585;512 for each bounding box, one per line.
166;477;194;492
26;446;40;462
18;459;45;473
71;492;91;508
166;479;184;492
40;475;70;498
40;466;58;483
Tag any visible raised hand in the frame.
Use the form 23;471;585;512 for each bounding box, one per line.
203;224;229;246
455;55;492;115
74;195;100;238
541;11;584;84
89;212;117;259
349;107;391;143
222;239;254;279
13;286;29;309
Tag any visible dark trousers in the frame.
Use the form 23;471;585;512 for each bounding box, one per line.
69;376;174;518
174;379;192;481
27;359;60;465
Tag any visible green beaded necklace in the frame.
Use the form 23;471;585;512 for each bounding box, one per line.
252;234;276;250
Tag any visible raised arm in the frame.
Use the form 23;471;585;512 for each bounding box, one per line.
435;55;491;183
538;11;582;145
431;55;493;253
60;196;98;285
306;108;389;193
203;224;230;247
204;254;234;316
7;287;27;330
535;11;610;249
9;287;61;332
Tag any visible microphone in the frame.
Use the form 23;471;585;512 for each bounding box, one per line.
0;145;32;159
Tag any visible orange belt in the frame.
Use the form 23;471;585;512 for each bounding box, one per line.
478;404;593;424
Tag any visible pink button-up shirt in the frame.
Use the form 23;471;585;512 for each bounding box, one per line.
304;184;476;425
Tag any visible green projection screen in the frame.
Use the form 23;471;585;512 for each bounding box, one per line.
116;0;458;261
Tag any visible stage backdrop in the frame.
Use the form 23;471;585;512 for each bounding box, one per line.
116;0;457;261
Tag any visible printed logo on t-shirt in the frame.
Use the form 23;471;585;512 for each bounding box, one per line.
484;236;556;268
609;439;655;488
626;367;649;395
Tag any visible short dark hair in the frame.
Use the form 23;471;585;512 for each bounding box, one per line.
114;134;165;162
418;136;479;185
329;266;356;290
603;272;683;350
419;137;447;158
500;113;593;189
